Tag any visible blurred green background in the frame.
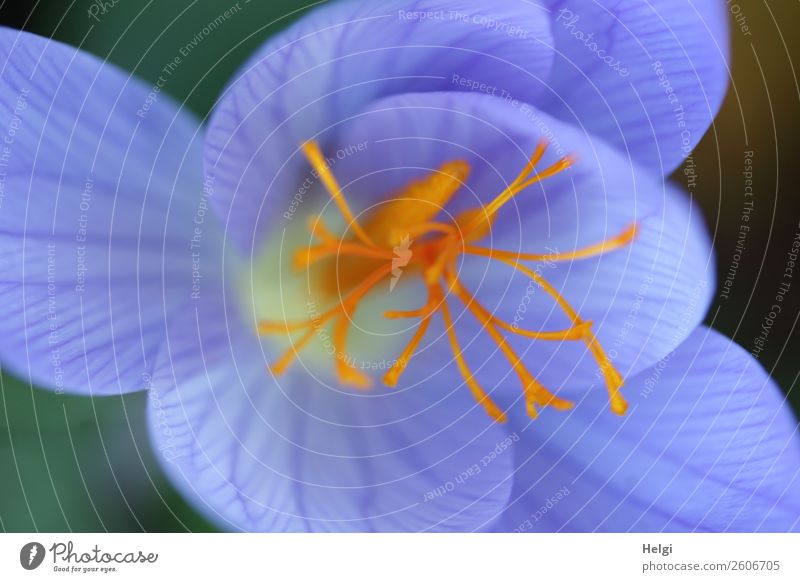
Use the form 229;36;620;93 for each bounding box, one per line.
0;0;797;531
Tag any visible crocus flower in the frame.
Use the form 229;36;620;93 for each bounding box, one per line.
1;0;798;532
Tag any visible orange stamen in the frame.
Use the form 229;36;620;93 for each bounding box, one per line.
259;263;391;352
294;241;394;270
364;160;470;247
383;287;439;387
395;221;458;240
384;306;435;319
262;139;634;422
302;141;377;249
469;297;593;341
270;326;318;376
424;244;458;285
464;223;638;263
463;150;576;236
445;268;574;418
333;315;372;389
494;256;628;415
509;139;549;191
510;155;576;195
438;286;507;423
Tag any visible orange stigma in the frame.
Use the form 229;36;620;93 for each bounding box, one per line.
258;139;638;421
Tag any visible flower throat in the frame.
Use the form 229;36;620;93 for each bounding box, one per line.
258;140;637;422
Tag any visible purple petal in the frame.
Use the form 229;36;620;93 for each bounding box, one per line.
539;0;730;173
147;290;514;532
495;327;800;532
0;30;215;395
203;0;555;250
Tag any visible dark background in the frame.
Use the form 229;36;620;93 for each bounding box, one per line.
0;0;797;531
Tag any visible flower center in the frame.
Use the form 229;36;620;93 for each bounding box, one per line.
258;140;637;422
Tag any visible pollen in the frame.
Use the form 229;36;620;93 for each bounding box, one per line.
258;139;638;421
